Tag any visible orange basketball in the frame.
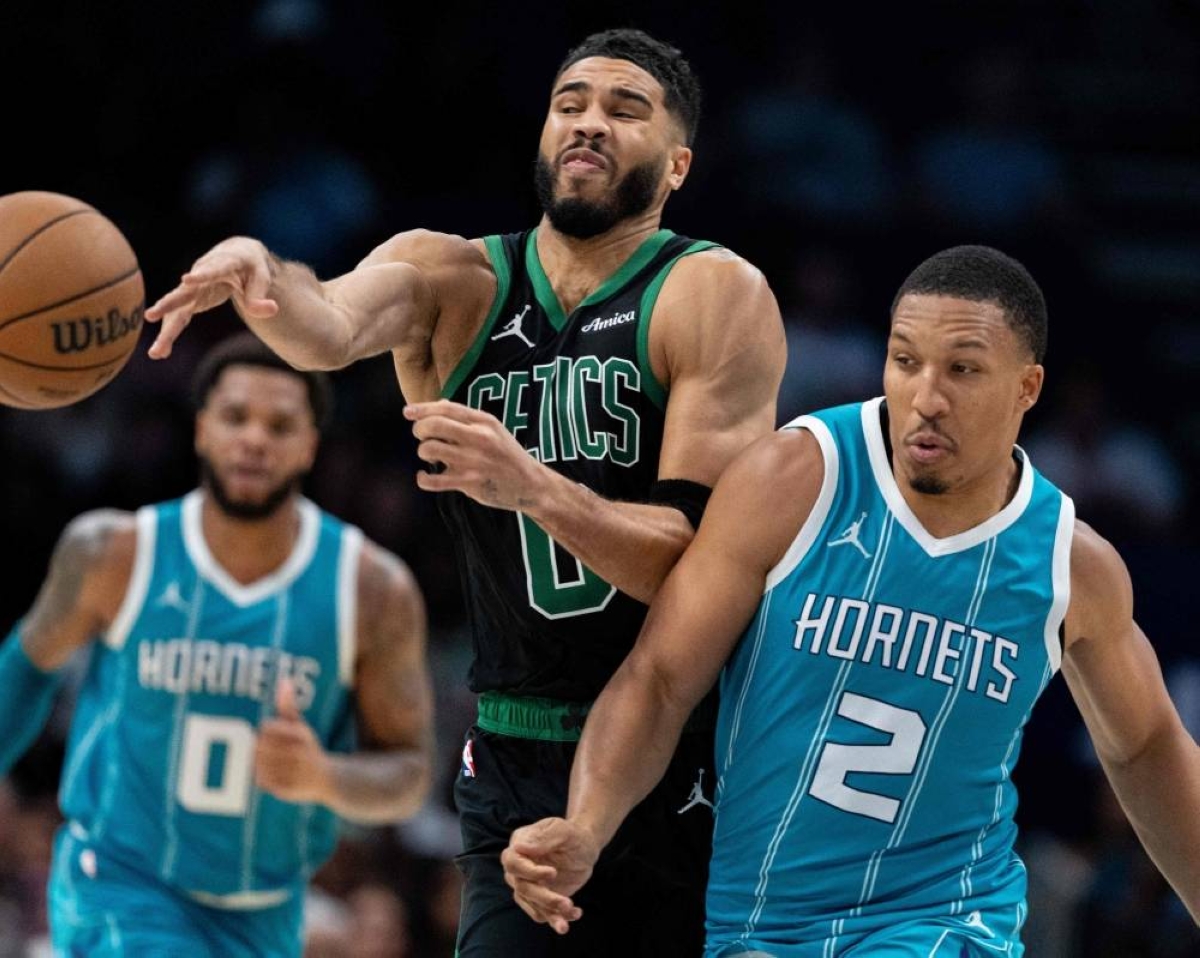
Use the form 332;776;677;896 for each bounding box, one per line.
0;191;145;409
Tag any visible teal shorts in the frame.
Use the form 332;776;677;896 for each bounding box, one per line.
48;827;304;958
711;906;1024;957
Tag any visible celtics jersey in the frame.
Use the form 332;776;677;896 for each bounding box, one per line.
707;399;1074;955
59;492;361;905
439;227;717;701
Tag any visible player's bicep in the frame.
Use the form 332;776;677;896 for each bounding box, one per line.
21;510;134;670
1063;619;1178;765
352;551;434;753
655;256;786;485
1062;522;1178;764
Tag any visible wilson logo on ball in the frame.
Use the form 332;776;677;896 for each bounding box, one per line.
51;305;145;354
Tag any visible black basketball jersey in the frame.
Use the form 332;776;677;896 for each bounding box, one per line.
439;227;718;700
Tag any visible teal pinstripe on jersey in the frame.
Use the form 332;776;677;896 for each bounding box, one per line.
59;492;361;905
707;399;1073;957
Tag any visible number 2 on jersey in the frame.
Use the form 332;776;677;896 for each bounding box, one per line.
809;692;927;824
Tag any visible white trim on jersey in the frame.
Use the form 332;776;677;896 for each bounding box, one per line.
1044;495;1075;674
104;506;158;651
764;414;840;592
181;491;321;607
337;526;365;687
860;398;1035;557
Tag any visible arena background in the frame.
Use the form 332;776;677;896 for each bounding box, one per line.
2;1;1199;954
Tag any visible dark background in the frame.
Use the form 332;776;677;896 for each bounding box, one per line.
1;1;1199;954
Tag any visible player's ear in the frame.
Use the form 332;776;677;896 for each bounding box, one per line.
667;145;692;191
1017;363;1044;412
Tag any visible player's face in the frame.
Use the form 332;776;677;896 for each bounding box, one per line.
536;56;692;238
194;365;318;520
884;294;1043;498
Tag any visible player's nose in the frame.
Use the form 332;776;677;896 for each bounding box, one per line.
572;109;610;142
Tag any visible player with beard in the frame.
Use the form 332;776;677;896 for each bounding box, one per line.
143;26;785;957
0;333;434;957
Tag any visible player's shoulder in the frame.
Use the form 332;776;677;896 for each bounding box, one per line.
354;536;421;609
720;427;825;495
1065;519;1133;639
358;229;492;272
665;243;770;292
59;508;138;564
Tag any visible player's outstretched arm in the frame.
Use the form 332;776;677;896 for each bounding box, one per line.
145;230;496;374
0;510;134;773
1062;521;1200;923
255;541;434;823
502;429;822;931
407;250;786;604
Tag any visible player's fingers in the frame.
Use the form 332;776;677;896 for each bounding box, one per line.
414;440;461;465
241;297;280;320
403;400;491;424
512;882;581;929
413;470;458;494
147;308;193;359
501;849;557;885
275;677;301;720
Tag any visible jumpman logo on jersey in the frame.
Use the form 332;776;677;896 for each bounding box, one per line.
155;581;191;615
491;304;534;348
677;768;714;814
827;511;873;558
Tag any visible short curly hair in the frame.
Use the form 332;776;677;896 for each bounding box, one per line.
891;245;1048;362
191;332;333;430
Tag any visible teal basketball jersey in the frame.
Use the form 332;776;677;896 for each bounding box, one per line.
707;399;1074;954
59;492;361;906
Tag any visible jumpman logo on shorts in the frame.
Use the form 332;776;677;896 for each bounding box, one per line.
827;511;873;559
491;304;535;348
677;768;714;814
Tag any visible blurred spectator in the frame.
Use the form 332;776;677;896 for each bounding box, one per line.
911;49;1073;236
732;42;892;225
1023;367;1186;541
776;248;881;423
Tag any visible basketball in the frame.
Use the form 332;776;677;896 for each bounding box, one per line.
0;191;144;409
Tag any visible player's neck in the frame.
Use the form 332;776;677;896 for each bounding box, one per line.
537;212;663;315
898;456;1022;539
199;493;302;585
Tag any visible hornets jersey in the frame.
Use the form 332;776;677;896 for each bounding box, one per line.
439;227;718;700
708;398;1073;954
59;492;362;904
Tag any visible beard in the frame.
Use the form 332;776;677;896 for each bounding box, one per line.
909;473;950;495
199;457;303;521
534;148;661;239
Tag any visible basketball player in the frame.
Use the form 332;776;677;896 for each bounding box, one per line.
0;333;434;957
502;246;1200;956
144;27;785;956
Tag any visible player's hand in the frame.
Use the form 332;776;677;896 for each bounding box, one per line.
501;817;598;934
254;678;332;805
145;237;280;359
405;400;547;511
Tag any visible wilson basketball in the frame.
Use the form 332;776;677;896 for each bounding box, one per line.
0;191;144;409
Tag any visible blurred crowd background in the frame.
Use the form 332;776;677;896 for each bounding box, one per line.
2;0;1199;954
